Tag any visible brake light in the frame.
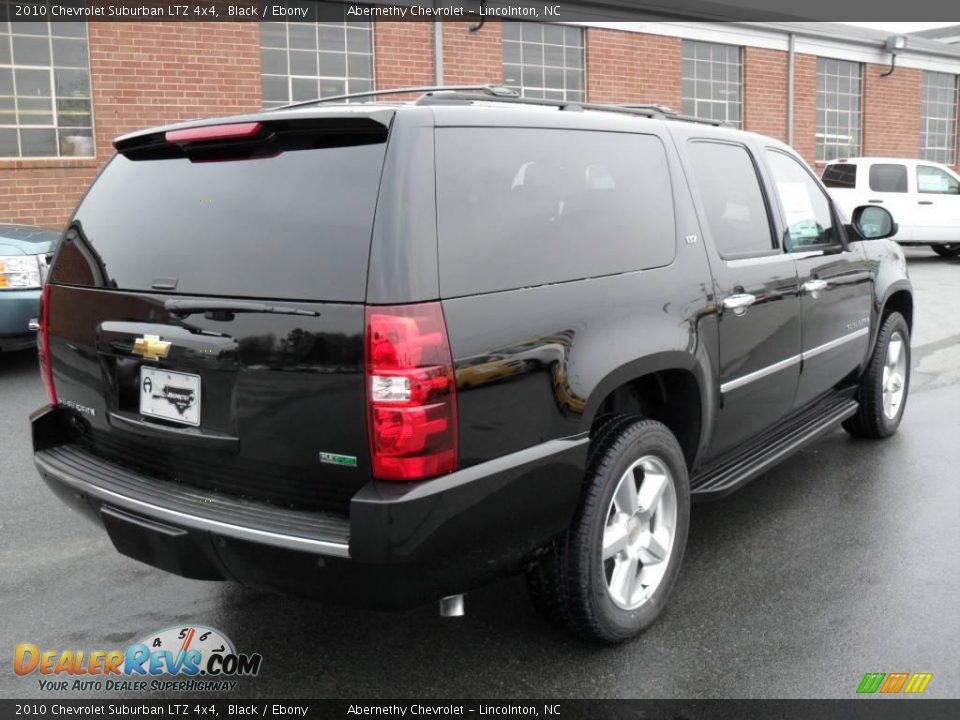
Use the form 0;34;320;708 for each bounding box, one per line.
365;302;458;481
165;122;262;145
38;283;57;405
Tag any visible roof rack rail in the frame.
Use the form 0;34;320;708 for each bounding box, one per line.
415;90;731;127
272;84;519;111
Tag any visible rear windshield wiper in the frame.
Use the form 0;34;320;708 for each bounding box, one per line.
165;299;319;319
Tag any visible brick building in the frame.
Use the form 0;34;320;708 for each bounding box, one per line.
3;18;960;228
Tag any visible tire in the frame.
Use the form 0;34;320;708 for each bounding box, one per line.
843;311;910;439
526;417;690;643
930;244;960;258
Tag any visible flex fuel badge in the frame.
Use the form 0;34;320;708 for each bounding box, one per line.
320;452;358;468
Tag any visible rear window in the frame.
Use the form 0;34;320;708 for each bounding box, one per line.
435;128;676;297
868;163;908;193
822;163;857;188
53;132;388;302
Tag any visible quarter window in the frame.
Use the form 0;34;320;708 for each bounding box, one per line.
920;71;958;166
260;22;373;108
0;22;94;158
821;163;857;189
502;23;585;102
682;41;742;127
816;58;863;162
687;142;773;257
917;165;960;195
868;164;908;193
765;150;837;251
435;129;675;296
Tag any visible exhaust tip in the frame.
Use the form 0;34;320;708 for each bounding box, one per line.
439;594;465;617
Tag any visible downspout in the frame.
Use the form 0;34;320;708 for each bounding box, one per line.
787;32;795;147
434;21;444;85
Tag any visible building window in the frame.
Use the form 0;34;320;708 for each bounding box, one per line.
816;58;862;162
0;22;94;158
920;71;958;166
260;22;373;109
681;41;742;126
502;23;584;102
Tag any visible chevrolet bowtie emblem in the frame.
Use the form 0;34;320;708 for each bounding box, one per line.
132;334;171;361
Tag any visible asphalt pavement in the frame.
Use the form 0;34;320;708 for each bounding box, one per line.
1;248;958;700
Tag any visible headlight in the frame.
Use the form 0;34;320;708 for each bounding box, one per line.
0;254;43;289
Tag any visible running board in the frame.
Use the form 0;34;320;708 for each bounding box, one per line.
690;395;858;499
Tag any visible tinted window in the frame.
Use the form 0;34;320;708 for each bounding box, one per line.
869;163;908;193
822;163;857;188
687;141;773;257
56;139;387;301
917;165;960;195
435;128;675;296
765;150;837;251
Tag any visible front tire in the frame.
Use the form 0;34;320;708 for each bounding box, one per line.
527;418;690;643
843;311;910;438
930;244;960;258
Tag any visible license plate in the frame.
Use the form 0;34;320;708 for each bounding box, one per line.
139;367;201;427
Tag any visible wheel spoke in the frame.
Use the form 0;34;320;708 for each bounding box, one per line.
636;470;668;518
614;471;639;514
887;338;902;367
602;520;630;560
608;556;639;605
637;530;669;565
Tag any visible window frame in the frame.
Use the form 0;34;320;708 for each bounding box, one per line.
815;57;863;163
681;40;743;128
501;22;586;103
0;23;95;160
259;22;375;109
764;147;844;254
920;71;958;166
687;139;779;261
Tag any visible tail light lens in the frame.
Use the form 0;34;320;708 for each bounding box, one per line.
38;283;57;405
365;302;458;481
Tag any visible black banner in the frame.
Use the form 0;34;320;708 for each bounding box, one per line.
0;0;958;23
1;700;960;719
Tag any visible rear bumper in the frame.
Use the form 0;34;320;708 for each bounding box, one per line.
32;405;587;609
0;288;41;351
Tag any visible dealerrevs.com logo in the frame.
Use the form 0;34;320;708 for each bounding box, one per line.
14;625;262;693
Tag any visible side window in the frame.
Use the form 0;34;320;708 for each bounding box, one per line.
917;165;960;195
869;164;908;193
765;150;838;251
687;141;774;258
821;163;857;188
435;129;676;297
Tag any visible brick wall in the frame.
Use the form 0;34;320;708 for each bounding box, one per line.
0;22;261;229
441;21;502;86
743;47;788;144
374;22;434;93
863;63;922;159
586;28;682;107
792;53;819;166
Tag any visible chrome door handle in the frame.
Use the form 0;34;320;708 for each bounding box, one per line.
722;293;756;316
802;279;829;296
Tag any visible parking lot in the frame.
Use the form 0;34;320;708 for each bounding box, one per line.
1;248;958;700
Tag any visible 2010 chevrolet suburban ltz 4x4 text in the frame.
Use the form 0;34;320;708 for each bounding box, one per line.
31;87;913;643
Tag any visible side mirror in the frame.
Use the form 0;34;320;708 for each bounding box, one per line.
850;205;897;241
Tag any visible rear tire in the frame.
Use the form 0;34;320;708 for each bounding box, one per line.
526;417;690;643
843;311;910;439
930;244;960;258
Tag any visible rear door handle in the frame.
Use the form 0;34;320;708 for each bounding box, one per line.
802;279;829;297
868;199;884;204
918;201;934;206
722;293;756;316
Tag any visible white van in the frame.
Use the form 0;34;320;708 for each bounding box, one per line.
822;157;960;258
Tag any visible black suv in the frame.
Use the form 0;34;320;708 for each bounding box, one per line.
31;87;912;643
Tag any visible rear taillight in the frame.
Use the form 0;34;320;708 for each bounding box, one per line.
365;302;458;481
38;283;57;405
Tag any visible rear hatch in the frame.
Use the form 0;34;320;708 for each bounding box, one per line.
44;113;392;515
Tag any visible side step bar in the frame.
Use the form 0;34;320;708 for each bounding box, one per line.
691;395;858;499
